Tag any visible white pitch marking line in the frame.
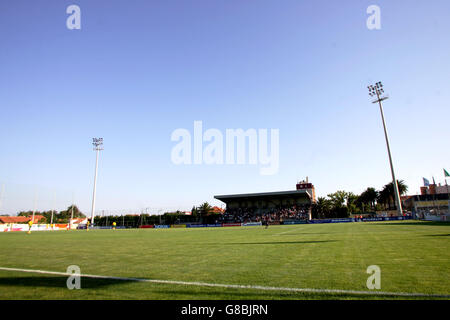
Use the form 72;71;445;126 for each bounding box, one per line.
0;266;449;298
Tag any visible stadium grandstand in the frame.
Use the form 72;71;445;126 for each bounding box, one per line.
215;179;316;223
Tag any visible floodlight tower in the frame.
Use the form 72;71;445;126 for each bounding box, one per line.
0;184;4;214
368;82;403;216
90;138;103;226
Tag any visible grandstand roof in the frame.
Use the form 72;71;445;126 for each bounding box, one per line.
214;189;312;203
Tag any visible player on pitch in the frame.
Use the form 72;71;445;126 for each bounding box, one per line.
27;219;33;234
264;216;269;229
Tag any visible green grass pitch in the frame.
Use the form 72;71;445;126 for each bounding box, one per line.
0;221;448;300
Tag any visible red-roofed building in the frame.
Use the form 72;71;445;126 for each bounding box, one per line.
70;218;87;225
0;216;30;224
31;215;46;223
0;215;46;224
211;206;225;214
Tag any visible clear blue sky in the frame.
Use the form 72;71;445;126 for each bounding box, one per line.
1;0;449;215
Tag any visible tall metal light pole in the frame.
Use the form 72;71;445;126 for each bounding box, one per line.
70;192;74;230
368;82;403;216
50;191;55;226
90;138;103;226
32;189;38;224
0;184;4;215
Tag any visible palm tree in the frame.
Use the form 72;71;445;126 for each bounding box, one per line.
396;180;408;195
379;180;408;210
327;191;347;209
360;187;378;211
377;187;390;210
198;202;213;216
346;192;359;215
312;197;331;219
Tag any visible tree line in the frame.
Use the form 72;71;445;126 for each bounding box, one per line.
16;205;85;223
312;180;408;219
8;201;220;227
92;202;221;227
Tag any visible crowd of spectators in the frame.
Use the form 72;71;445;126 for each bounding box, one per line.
218;208;256;223
261;206;309;222
218;205;310;224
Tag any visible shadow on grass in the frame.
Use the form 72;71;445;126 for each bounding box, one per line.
221;240;337;245
147;289;422;300
423;234;450;237
0;276;135;289
365;221;450;227
149;289;328;299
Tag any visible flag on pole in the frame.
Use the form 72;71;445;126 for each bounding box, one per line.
444;169;450;178
423;178;430;186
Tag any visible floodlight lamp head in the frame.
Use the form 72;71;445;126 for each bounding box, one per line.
92;137;104;149
368;85;376;97
368;81;387;98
